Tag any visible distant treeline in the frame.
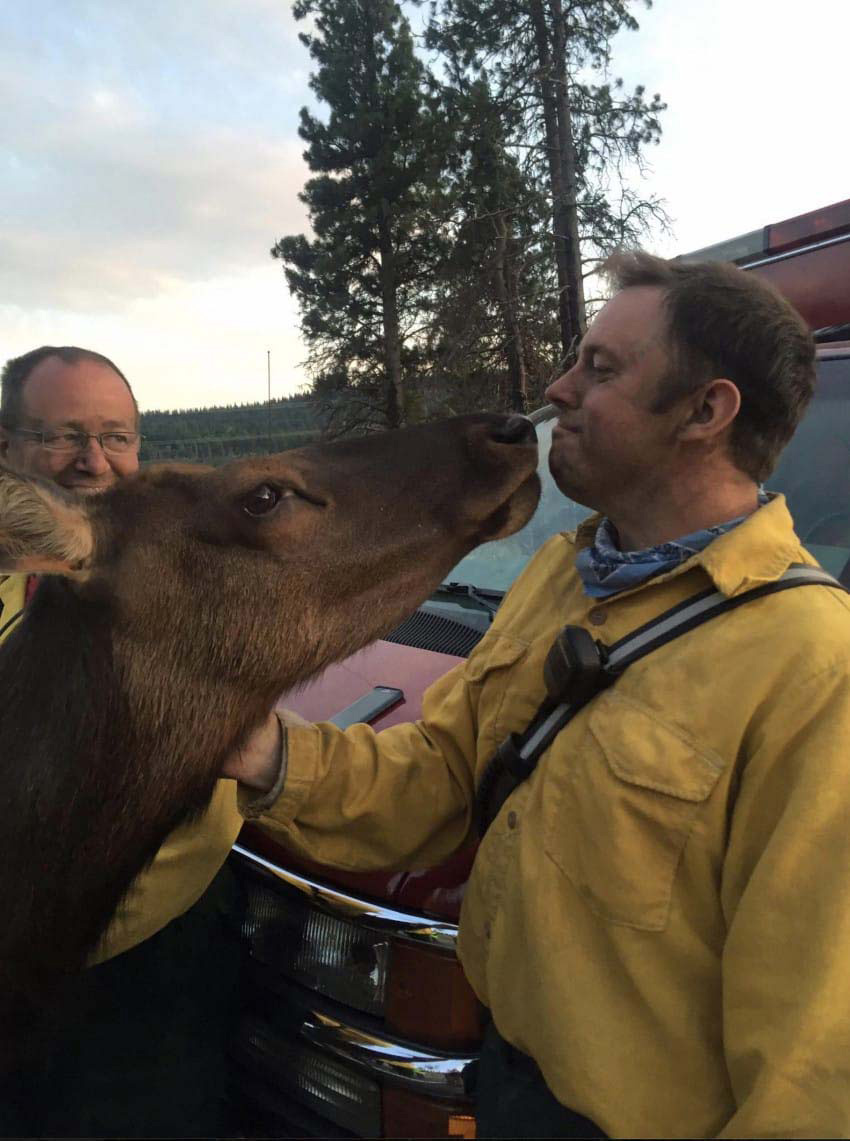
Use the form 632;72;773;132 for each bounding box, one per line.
139;396;321;464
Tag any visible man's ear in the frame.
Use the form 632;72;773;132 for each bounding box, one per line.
678;379;741;442
0;467;94;575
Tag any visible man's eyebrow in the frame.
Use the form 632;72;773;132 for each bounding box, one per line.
581;340;626;366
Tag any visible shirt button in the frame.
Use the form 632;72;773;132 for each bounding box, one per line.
588;607;607;626
507;811;518;830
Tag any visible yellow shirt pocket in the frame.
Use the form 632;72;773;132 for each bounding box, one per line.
464;633;534;767
544;691;725;931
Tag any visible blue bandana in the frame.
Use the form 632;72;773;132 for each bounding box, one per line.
576;493;771;599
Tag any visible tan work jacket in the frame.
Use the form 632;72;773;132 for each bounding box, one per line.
257;496;850;1138
0;573;243;963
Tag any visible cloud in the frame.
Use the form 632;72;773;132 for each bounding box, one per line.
1;127;309;309
0;0;312;311
0;263;310;411
3;0;847;413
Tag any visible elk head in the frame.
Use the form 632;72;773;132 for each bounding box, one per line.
1;413;538;695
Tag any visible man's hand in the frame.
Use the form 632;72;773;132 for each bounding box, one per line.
221;708;312;794
221;710;283;793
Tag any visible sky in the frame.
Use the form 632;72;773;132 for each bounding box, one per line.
0;0;847;412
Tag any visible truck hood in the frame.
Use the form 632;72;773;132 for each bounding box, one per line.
239;635;475;922
274;637;463;728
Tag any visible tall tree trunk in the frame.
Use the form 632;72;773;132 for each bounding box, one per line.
365;0;403;430
493;213;528;413
378;200;404;429
529;0;585;359
549;0;586;340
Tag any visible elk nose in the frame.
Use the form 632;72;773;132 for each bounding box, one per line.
491;415;537;446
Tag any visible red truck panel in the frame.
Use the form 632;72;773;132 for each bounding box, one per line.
753;237;850;329
243;638;472;918
275;639;463;727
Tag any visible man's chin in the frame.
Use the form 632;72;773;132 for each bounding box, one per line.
547;454;595;511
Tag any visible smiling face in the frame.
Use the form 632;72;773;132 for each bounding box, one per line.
0;354;140;494
545;286;686;516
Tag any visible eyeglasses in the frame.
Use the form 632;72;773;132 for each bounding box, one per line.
12;428;142;455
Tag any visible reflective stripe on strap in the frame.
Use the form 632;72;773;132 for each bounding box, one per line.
606;564;841;672
0;608;24;643
516;564;841;767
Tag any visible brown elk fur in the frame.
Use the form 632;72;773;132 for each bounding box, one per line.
0;471;93;573
0;414;538;1058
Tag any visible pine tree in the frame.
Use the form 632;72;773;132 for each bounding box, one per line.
422;77;558;415
272;0;451;432
425;0;667;358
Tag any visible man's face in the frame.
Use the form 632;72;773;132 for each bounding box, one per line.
545;286;686;514
0;355;139;494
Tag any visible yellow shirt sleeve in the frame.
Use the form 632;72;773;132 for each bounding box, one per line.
254;659;481;872
90;779;244;964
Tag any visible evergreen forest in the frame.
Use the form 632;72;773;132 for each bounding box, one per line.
273;0;667;436
139;396;320;464
143;0;667;464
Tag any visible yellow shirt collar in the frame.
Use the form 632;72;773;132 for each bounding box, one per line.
573;494;801;599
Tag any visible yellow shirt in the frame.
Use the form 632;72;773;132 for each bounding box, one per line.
0;573;244;963
0;572;26;641
259;496;850;1139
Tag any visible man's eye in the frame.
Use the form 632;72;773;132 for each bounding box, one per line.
46;433;82;446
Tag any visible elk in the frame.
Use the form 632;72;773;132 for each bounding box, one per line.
0;413;538;1053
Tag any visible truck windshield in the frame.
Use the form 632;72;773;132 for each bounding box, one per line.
445;352;850;593
445;414;590;593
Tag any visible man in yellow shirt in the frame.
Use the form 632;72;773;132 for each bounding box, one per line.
227;253;850;1137
0;346;244;1137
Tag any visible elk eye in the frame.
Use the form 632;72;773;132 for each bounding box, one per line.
242;484;282;517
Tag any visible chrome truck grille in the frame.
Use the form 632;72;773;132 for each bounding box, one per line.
229;844;478;1139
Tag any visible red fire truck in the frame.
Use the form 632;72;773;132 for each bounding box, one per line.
229;198;850;1138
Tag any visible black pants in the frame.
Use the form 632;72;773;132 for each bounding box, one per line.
1;864;244;1139
471;1021;607;1139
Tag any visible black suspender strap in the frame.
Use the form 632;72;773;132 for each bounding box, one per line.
474;563;843;836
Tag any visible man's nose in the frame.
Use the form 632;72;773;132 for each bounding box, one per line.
74;437;111;475
545;364;580;409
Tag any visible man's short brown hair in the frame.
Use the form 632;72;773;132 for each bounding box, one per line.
603;250;816;482
0;346;139;430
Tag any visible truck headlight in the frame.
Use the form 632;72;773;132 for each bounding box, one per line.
243;877;390;1016
237;1011;382;1137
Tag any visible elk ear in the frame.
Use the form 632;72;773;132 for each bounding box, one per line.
0;468;94;576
